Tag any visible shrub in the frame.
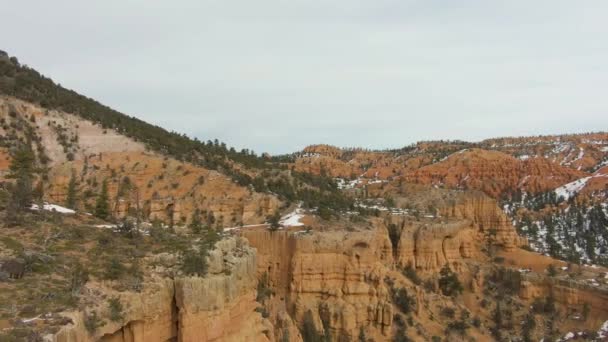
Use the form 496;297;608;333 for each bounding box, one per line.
256;272;272;302
180;249;208;276
441;307;456;319
84;311;104;334
547;264;557;277
438;264;463;297
108;297;124;322
403;263;421;285
393;287;415;314
103;258;125;280
489;267;522;295
446;319;469;335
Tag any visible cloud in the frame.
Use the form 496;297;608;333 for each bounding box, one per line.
2;0;607;153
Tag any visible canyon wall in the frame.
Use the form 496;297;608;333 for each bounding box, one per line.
520;275;608;326
243;227;394;341
51;238;271;342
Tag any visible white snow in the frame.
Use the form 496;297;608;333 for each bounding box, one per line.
21;315;41;323
30;203;75;214
95;224;117;229
222;223;266;232
336;178;362;190
554;177;592;200
554;173;608;200
280;208;305;227
599;320;608;338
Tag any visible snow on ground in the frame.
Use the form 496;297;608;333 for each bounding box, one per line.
280;208;305;227
557;320;608;341
336;178;362;190
30;203;75;214
554;176;592;200
599;320;608;339
554;173;608;200
222;223;267;232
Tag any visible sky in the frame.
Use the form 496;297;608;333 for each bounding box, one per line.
2;1;607;154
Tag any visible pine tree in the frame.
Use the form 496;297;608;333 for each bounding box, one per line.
94;179;110;220
66;170;78;209
268;210;281;231
7;145;36;210
189;209;203;234
438;264;463;297
521;313;536;342
491;302;503;340
6;145;37;225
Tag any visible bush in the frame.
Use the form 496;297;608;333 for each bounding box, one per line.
256;272;272;302
441;307;456;318
547;264;557;277
393;287;416;314
403;263;421;285
180;249;208;276
489;267;522;295
108;297;124;322
103;258;126;280
446;319;469;335
84;311;104;334
438;264;463;297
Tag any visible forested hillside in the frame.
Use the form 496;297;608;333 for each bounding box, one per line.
0;50;353;214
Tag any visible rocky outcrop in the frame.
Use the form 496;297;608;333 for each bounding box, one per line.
405;149;587;198
440;192;526;250
394;221;478;271
44;152;280;226
51;237;271;342
243;228;394;341
520;274;608;327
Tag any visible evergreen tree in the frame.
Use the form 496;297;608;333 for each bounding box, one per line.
6;145;37;225
268;210;281;231
7;145;36;210
491;302;503;340
94;179;110;220
438;264;463;297
521;313;536;342
66;170;78;209
358;327;366;342
189;209;203;234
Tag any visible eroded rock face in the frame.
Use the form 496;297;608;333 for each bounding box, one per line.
51;237;271;342
394;221;478;271
440;192;526;250
175;239;271;342
44;152;280;226
242;196;530;340
405;149;588;198
244;228;394;341
520;276;608;327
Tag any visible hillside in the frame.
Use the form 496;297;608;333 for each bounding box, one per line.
0;50;607;342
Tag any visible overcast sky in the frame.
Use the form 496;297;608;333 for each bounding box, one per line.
2;1;607;154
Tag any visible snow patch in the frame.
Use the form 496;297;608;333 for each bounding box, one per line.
554;177;592;200
30;203;75;214
280;208;305;227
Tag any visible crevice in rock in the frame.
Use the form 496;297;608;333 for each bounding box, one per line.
170;279;180;342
